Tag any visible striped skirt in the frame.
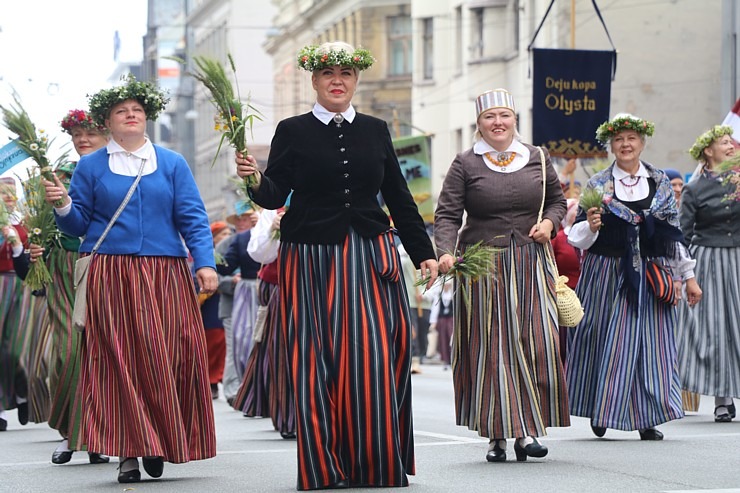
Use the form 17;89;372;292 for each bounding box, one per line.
46;248;85;442
233;280;273;417
452;241;569;439
20;287;51;423
234;279;296;435
231;278;258;379
77;255;216;462
676;245;740;397
0;273;26;410
567;253;684;430
280;230;414;490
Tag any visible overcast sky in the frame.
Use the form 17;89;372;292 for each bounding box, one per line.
0;0;148;166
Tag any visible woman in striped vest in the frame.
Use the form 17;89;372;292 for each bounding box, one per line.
235;41;437;490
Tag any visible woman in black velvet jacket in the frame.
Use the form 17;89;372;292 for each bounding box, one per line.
236;41;437;491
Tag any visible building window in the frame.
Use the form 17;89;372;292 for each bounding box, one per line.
454;128;463;154
422;17;434;80
388;15;412;77
469;1;520;62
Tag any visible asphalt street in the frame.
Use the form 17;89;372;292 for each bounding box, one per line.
2;364;740;493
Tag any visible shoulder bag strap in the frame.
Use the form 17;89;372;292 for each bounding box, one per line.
90;158;146;254
537;147;560;276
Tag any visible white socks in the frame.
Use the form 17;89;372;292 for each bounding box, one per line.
55;439;71;453
16;396;27;404
715;396;733;407
488;439;507;451
517;436;535;447
119;457;139;472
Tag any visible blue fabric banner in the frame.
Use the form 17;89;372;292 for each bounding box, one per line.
0;140;31;174
532;48;615;158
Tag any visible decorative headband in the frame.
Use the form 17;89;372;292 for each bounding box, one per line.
595;114;655;146
688;125;734;161
87;74;169;125
297;45;375;72
60;109;107;134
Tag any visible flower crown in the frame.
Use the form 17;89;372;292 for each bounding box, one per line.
87;74;169;125
297;45;375;72
60;109;107;134
595;114;655;146
688;125;734;162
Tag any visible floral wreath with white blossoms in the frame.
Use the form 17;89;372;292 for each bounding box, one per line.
296;45;375;72
595;114;655;146
87;73;170;126
688;125;734;162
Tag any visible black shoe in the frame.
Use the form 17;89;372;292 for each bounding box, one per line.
280;431;297;439
513;438;548;462
485;441;507;463
210;384;219;400
714;406;732;423
0;417;7;431
51;450;73;464
638;428;664;440
329;479;349;489
142;456;164;478
17;402;28;425
118;458;141;484
590;424;607;438
728;403;736;419
88;452;110;464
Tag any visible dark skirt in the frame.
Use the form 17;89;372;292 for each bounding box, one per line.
78;255;216;462
280;230;414;490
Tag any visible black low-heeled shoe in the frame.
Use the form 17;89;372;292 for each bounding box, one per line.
638;428;664;441
51;450;73;465
714;406;732;423
118;459;141;484
0;417;7;431
485;440;507;462
513;438;548;462
329;479;349;489
729;403;737;419
17;401;29;425
88;452;110;464
142;456;164;478
590;424;607;438
280;431;297;439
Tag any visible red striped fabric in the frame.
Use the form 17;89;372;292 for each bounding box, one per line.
77;255;216;462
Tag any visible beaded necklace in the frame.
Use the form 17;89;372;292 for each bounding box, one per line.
484;151;516;169
618;175;641;195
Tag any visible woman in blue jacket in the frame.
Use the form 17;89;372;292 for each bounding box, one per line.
42;76;217;484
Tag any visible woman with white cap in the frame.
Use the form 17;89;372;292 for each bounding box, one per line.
434;88;569;462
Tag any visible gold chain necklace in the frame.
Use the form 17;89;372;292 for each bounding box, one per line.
484;151;516;168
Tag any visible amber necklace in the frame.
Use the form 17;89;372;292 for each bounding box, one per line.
484;151;516;168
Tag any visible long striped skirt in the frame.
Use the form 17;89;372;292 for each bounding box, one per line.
20;287;52;423
677;245;740;397
453;242;569;439
77;255;216;462
45;248;85;442
280;230;414;490
231;278;259;379
567;253;684;430
0;272;27;410
233;279;296;435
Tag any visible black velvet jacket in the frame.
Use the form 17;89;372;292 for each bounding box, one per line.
252;112;435;267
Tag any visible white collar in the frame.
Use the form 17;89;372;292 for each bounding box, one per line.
612;161;649;179
473;138;528;157
107;138;154;160
312;102;356;125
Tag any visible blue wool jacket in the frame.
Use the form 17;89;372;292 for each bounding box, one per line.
55;145;215;271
